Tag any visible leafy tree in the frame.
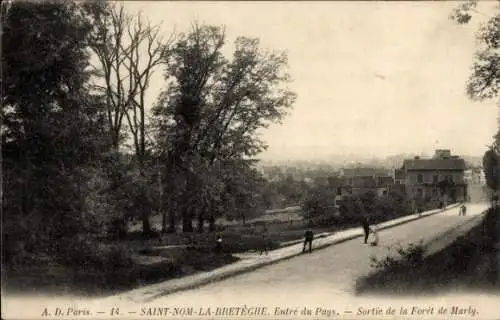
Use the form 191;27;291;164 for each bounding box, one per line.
451;1;500;198
483;147;500;192
302;185;337;218
153;23;296;232
2;1;109;258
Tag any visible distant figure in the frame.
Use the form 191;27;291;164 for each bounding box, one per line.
362;216;370;244
260;227;269;255
493;195;499;207
459;204;467;216
303;221;314;253
215;234;222;253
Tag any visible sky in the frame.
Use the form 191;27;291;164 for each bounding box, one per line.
122;1;499;161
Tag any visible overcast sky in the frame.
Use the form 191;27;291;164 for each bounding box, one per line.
122;1;498;161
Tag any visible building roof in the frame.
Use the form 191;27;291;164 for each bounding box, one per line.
403;158;466;171
341;167;390;177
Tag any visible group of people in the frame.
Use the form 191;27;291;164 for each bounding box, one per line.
301;216;378;253
216;202;470;257
215;216;380;256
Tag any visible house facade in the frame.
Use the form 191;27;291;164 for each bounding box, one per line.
402;150;467;206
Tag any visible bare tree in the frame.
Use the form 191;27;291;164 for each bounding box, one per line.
89;3;175;235
90;3;174;153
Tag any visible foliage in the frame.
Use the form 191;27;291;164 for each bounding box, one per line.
56;235;136;287
2;0;111;261
370;241;426;271
374;191;411;217
273;175;309;206
450;0;478;25
302;185;337;218
467;14;500;102
483;147;500;191
153;23;296;232
3;4;297;296
358;191;377;213
451;1;500;199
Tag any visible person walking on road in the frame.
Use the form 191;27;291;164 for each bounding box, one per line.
302;221;314;253
215;234;222;253
362;216;371;244
459;203;467;216
361;216;379;246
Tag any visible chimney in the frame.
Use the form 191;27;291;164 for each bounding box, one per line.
434;149;451;159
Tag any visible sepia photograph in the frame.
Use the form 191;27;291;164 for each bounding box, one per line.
2;0;500;319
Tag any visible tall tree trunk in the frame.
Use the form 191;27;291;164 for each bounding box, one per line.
197;207;203;233
182;192;194;233
182;214;193;233
162;206;168;233
141;188;152;237
141;212;152;236
164;158;178;233
198;210;205;233
208;215;216;233
167;202;176;233
138;164;152;237
180;127;194;233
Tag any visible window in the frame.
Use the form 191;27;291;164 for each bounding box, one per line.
433;175;438;184
417;174;423;183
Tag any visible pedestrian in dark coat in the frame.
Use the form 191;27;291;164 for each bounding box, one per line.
302;221;314;253
362;216;370;244
459;204;467;216
215;234;222;253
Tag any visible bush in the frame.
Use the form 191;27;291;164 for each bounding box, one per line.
370;241;426;272
449;236;477;273
302;186;338;218
55;235;135;287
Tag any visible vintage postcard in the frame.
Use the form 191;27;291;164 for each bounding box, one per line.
2;1;500;319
